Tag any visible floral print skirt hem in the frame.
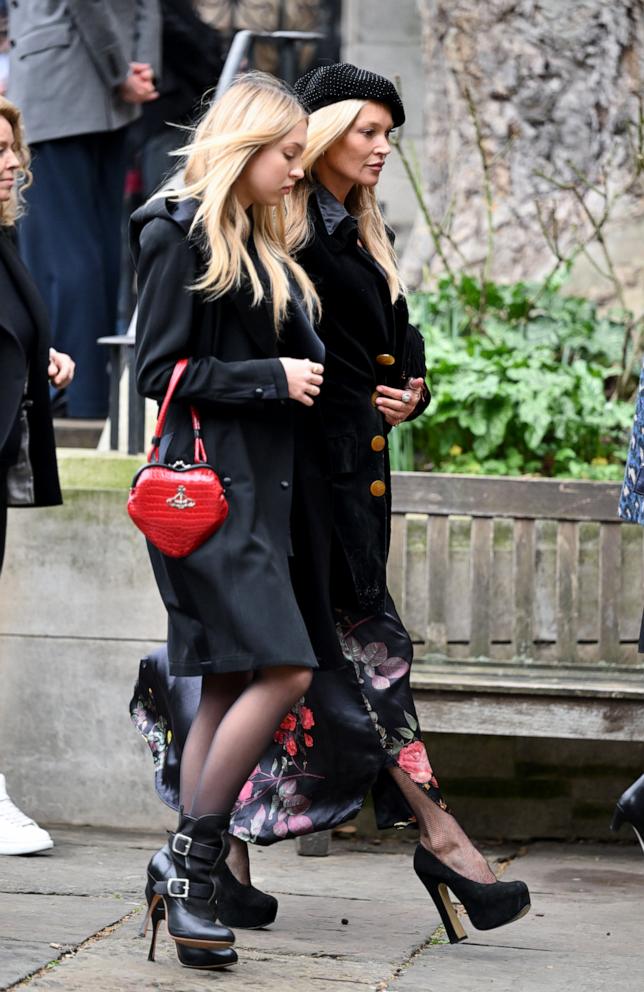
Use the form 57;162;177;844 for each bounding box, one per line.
130;593;446;843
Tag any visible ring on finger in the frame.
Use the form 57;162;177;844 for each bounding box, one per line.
401;390;412;404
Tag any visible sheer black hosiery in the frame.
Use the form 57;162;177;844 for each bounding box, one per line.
387;766;496;884
182;666;313;822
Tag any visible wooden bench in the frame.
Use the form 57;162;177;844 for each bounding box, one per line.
298;471;644;855
388;472;644;744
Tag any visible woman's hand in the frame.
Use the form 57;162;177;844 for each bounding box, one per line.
48;349;75;389
279;358;324;407
375;377;425;426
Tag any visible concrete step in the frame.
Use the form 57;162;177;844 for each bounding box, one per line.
53;418;105;449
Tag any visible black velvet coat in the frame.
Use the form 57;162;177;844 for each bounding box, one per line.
131;197;321;675
295;188;430;613
0;228;61;508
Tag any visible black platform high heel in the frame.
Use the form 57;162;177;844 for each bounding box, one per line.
142;814;235;961
144;842;278;929
142;899;238;969
611;773;644;854
413;845;531;944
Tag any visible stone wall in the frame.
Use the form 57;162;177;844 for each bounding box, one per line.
342;0;425;240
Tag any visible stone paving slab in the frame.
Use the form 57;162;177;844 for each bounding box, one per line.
1;829;445;991
0;894;137;990
391;842;644;992
3;829;643;992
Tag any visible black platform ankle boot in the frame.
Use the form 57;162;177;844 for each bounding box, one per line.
611;773;644;854
142;814;235;961
413;845;531;944
144;897;238;969
144;842;278;930
216;861;278;929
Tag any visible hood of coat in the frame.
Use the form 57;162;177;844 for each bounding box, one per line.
129;195;198;267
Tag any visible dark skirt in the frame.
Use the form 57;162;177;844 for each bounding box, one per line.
131;593;446;841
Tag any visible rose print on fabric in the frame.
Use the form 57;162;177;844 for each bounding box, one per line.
273;702;316;758
397;740;439;787
230;700;321;842
338;621;446;810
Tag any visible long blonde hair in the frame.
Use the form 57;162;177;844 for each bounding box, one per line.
0;96;32;227
286;100;403;302
173;72;319;328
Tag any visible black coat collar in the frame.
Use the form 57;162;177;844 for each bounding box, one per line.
0;228;51;351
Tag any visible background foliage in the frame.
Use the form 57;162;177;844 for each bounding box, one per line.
389;273;635;478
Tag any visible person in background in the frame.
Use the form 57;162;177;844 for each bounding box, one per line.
0;0;8;95
0;95;74;855
7;1;161;419
138;0;223;197
614;364;644;854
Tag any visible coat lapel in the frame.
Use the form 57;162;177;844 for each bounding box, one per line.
0;230;51;354
228;282;278;358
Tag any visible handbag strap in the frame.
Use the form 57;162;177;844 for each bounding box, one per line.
148;359;207;464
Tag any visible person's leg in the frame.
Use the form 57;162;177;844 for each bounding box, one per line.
190;665;313;818
19;135;117;417
145;664;313;951
179;671;251;814
387;767;496;883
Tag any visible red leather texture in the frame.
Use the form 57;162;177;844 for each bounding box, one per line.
128;464;229;558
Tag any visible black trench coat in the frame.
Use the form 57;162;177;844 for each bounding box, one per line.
0;228;61;508
131;197;319;675
295;188;430;614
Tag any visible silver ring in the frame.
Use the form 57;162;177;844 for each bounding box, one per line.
401;390;412;404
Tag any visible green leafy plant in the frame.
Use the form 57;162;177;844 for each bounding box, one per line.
389;275;634;478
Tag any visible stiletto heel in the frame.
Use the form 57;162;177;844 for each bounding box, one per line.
421;878;467;943
413;845;530;944
146;899;164;961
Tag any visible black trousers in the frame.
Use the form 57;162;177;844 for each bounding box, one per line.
19;128;129;418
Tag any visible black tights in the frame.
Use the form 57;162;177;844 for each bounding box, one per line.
180;665;313;819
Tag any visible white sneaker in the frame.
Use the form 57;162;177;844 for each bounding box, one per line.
0;774;54;855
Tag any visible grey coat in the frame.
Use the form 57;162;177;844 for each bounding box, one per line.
7;0;161;144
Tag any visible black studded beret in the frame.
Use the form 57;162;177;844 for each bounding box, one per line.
294;62;405;128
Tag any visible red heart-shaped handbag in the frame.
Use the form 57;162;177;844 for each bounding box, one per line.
127;359;229;558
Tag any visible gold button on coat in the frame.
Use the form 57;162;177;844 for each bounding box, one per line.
371;435;386;452
376;353;395;366
370;480;386;497
371;390;379;407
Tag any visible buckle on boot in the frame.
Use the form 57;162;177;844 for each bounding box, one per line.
171;833;193;856
167;877;189;898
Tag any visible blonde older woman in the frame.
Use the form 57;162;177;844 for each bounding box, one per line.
0;95;74;856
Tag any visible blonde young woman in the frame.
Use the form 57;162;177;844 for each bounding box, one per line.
132;72;325;971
